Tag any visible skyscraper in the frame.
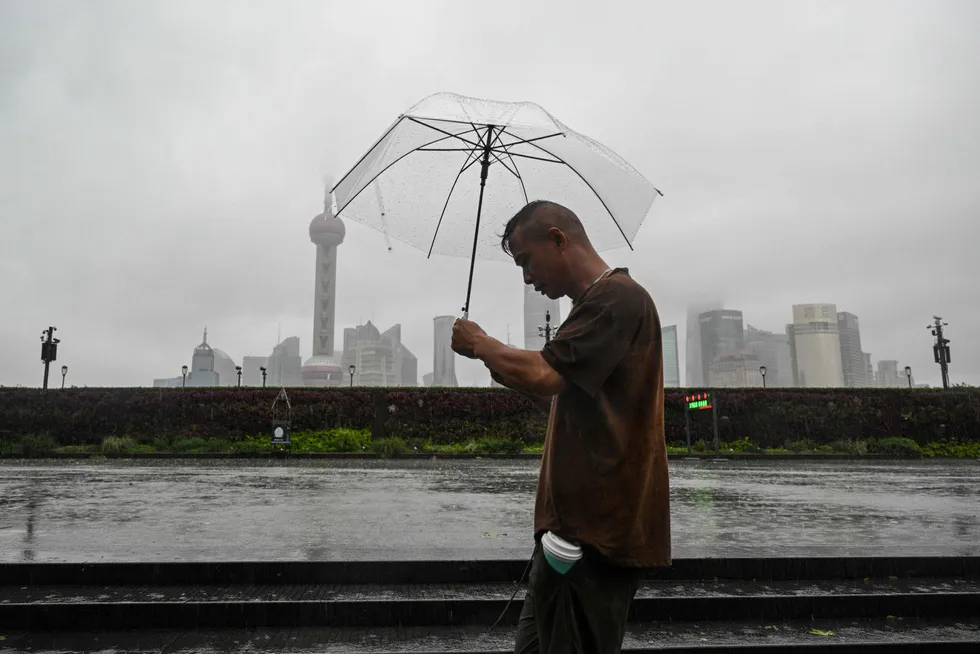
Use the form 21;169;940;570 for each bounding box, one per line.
698;309;744;385
837;312;868;387
187;329;219;387
524;285;561;350
708;351;762;388
302;182;346;386
745;325;793;387
662;325;680;387
863;352;875;387
433;315;458;387
341;322;418;387
790;303;844;387
268;336;303;387
685;300;722;387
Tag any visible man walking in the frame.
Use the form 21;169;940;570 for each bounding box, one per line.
452;200;670;653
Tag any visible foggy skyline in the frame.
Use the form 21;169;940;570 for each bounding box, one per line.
1;0;978;388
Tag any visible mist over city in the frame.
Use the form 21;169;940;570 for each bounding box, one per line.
2;0;977;389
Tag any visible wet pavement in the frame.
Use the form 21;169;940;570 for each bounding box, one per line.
0;458;977;562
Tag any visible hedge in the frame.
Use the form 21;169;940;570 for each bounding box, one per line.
0;387;978;448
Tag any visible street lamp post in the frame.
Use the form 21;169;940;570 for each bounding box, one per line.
260;366;267;388
181;365;188;388
61;365;68;389
349;364;356;388
904;366;912;388
759;365;767;388
236;365;243;388
928;317;952;389
39;326;60;390
538;310;554;344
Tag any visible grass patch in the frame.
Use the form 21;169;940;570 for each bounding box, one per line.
19;433;58;458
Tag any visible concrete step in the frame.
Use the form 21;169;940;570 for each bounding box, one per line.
2;618;979;653
4;557;978;586
3;579;978;630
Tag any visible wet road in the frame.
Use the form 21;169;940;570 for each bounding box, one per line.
0;458;977;562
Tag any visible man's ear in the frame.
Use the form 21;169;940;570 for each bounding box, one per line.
547;226;568;250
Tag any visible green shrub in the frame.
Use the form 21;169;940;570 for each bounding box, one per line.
721;437;763;453
870;437;921;456
102;436;137;454
370;437;409;457
56;444;99;454
20;433;57;458
921;439;980;457
784;439;816;453
829;439;868;455
171;437;229;452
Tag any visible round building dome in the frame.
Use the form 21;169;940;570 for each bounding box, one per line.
309;211;346;244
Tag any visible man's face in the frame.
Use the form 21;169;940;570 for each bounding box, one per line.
508;226;568;300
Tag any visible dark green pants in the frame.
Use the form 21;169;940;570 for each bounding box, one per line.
514;545;642;654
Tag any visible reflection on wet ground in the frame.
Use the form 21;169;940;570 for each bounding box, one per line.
0;458;976;562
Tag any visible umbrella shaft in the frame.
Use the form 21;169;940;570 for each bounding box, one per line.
462;125;495;319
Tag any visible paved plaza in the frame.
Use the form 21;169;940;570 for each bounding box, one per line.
1;458;977;562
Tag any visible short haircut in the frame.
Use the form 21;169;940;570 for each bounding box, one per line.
499;200;587;256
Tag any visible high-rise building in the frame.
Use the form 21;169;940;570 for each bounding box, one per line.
302;182;346;386
863;352;874;387
662;325;680;387
876;360;913;388
790;304;844;387
422;372;434;387
745;325;793;387
786;324;799;386
433;315;458;387
187;329;219;387
524;285;561;350
685;300;722;387
267;336;303;387
213;349;239;387
699;309;744;385
837;312;868;387
708;351;762;388
341;322;417;387
241;356;268;387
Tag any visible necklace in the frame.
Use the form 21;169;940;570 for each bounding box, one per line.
573;268;614;305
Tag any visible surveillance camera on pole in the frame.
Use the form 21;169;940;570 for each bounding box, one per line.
927;316;951;389
40;326;60;390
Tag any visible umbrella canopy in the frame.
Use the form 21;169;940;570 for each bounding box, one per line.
332;92;662;315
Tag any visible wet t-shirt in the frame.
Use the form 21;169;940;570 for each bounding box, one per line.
537;268;670;568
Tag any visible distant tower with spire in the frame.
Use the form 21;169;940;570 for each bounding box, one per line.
188;327;219;387
302;179;346;386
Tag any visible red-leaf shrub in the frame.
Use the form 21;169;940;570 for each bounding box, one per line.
0;387;977;446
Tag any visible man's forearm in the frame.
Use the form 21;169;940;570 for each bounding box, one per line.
472;335;565;397
488;365;554;412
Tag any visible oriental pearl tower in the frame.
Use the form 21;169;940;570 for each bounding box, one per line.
301;180;346;386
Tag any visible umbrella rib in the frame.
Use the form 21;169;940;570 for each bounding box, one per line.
493;131;565;149
520;140;639;251
493;141;528;204
492;151;564;164
406;117;483;149
426;147;482;259
335;129;482;217
332;117;406;194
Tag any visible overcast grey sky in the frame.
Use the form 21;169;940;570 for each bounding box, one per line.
1;0;978;388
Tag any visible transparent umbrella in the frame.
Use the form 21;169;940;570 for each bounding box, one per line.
332;92;662;317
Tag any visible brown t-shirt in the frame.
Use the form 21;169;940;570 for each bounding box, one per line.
537;267;670;568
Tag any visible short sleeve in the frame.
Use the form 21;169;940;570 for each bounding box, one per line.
540;280;643;397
